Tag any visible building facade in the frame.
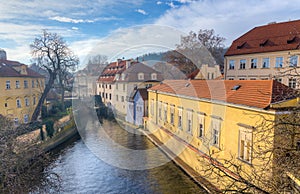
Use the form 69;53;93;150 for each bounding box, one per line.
224;20;300;88
0;51;44;125
146;79;298;192
114;62;163;120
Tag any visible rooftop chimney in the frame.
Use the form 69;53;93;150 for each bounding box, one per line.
0;49;7;60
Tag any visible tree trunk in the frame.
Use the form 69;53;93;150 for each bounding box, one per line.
31;73;56;122
58;73;65;111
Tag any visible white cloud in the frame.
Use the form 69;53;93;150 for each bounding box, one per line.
155;0;300;46
70;25;185;67
72;27;79;31
166;2;177;8
49;16;96;23
136;9;148;15
157;1;162;5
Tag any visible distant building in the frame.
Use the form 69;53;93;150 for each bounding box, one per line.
114;62;163;120
126;88;148;126
224;20;300;88
0;50;45;125
189;64;222;80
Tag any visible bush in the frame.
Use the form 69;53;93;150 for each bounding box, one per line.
44;120;54;138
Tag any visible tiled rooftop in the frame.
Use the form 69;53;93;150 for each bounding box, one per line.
225;20;300;56
0;59;44;78
149;80;296;109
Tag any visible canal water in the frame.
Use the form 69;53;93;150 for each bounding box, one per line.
42;120;207;193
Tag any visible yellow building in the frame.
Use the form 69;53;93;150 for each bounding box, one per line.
0;53;44;126
146;79;299;192
224;20;300;89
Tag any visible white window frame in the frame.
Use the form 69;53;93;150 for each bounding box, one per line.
16;99;21;108
150;99;154;116
6;80;10;89
239;59;246;69
262;58;270;68
238;127;253;163
275;57;283;68
24;114;29;124
211;118;221;148
151;73;157;80
289;78;297;88
138;73;144;80
250;58;257;69
14;118;19;126
158;101;162;119
170;105;175;125
178;107;183;129
229;60;235;70
163;103;168;122
198;113;205;138
289;55;298;67
16;80;20;89
25;98;29;106
24;80;28;88
186;110;193;134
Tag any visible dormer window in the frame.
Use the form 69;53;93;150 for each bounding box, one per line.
151;73;157;80
121;74;126;80
138;73;144;80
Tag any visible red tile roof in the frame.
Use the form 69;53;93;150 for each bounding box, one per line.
0;60;44;78
97;60;134;83
148;80;296;109
225;20;300;56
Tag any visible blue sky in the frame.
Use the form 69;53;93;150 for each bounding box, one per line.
1;0;300;67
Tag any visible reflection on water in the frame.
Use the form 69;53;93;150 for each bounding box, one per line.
44;120;207;193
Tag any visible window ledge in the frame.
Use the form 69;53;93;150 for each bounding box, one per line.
237;157;252;166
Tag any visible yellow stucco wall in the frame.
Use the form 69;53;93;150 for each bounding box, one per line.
0;77;44;125
147;89;280;191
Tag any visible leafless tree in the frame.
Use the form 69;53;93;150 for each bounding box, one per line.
30;30;79;121
0;115;60;193
164;29;226;75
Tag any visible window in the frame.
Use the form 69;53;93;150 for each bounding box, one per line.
32;80;35;88
138;73;144;80
178;108;183;129
116;95;119;101
239;59;246;69
158;101;162;119
262;58;270;68
24;114;29;124
16;80;20;89
25;98;29;106
211;118;221;147
229;60;235;70
207;73;210;79
109;94;112;100
228;78;234;80
121;96;124;102
163;103;167;122
6;80;10;89
150;99;154;116
109;85;112;89
250;78;256;80
290;55;298;67
250;58;257;69
14;118;19;126
275;57;283;68
198;114;205;138
239;128;252;163
123;84;125;91
289;78;297;88
239;78;246;80
105;93;108;99
275;78;282;83
211;73;214;79
16;99;21;108
121;74;126;80
116;83;118;90
24;80;28;88
170;105;175;125
151;73;157;80
186;111;193;134
33;97;36;105
36;80;39;87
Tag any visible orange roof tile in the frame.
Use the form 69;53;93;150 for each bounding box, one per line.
225;20;300;56
149;80;296;109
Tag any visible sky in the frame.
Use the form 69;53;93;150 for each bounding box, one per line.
1;0;300;68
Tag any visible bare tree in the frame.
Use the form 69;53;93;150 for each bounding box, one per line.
164;29;226;75
30;30;79;121
0;115;60;193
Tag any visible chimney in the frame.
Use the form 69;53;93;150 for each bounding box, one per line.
0;49;7;60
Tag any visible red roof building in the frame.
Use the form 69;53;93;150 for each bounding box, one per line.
224;20;300;89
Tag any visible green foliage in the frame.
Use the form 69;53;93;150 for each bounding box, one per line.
44;120;54;138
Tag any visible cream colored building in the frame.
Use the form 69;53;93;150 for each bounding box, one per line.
0;50;44;125
224;20;300;88
194;64;222;80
